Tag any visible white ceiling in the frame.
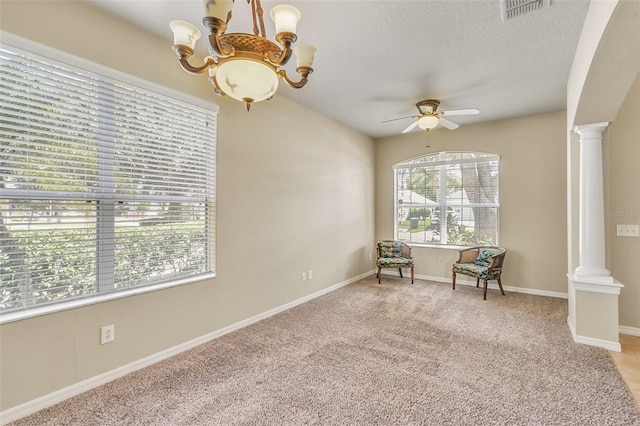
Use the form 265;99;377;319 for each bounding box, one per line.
87;0;591;138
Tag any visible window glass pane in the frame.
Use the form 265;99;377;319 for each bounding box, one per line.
394;152;499;246
114;202;209;289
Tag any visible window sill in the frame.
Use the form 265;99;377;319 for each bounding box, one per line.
404;243;470;251
0;273;216;325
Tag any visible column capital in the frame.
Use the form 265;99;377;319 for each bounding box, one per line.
573;122;609;137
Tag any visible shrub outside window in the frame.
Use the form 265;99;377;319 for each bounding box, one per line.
0;43;217;317
394;152;499;246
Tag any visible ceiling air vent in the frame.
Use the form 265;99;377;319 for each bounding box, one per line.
500;0;550;22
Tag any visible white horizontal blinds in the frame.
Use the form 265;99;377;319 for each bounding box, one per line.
106;77;215;291
0;43;216;314
107;84;214;197
394;152;499;246
0;200;98;311
1;47;99;194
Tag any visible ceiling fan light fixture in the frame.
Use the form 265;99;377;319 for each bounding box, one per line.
418;114;439;130
383;99;479;134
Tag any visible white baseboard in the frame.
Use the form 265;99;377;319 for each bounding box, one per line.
383;271;638;349
567;315;624;352
572;333;622;352
619;325;640;337
0;271;371;425
380;270;569;299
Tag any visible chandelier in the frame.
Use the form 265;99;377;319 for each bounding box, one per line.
170;0;317;111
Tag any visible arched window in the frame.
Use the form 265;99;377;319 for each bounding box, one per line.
394;152;500;246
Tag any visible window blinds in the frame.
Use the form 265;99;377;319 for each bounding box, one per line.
0;44;216;314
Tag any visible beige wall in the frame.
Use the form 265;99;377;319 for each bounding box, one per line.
375;112;568;293
605;73;640;329
0;1;375;411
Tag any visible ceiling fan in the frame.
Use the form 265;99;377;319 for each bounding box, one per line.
383;100;480;133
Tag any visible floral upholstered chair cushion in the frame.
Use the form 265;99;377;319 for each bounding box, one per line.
376;241;414;284
378;241;403;259
451;246;506;299
475;248;499;267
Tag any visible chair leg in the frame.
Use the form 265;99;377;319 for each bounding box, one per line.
398;268;403;278
452;272;456;290
411;267;414;284
483;280;488;300
497;278;505;296
377;267;382;284
476;278;480;288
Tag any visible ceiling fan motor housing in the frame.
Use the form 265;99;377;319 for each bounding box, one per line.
416;99;440;115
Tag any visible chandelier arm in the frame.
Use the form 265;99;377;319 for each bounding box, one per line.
277;67;313;89
203;17;235;58
267;32;297;66
267;45;293;67
178;57;215;74
172;46;217;74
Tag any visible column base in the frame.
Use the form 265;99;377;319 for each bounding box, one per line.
569;271;623;293
568;274;624;352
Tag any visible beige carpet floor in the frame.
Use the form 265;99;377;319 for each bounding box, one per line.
11;276;640;425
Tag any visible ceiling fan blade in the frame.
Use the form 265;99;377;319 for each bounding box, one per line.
441;108;480;116
401;120;419;133
381;115;418;123
439;117;460;130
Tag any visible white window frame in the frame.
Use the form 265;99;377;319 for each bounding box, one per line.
393;151;500;247
0;33;219;324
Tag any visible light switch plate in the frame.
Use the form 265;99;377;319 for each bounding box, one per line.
616;224;640;237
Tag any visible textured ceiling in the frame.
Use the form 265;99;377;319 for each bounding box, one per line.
87;0;591;138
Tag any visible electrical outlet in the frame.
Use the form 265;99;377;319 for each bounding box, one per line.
368;253;373;261
308;270;313;280
301;272;307;281
438;258;444;266
101;325;115;344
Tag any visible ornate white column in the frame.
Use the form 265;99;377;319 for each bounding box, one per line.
573;122;613;282
568;122;623;352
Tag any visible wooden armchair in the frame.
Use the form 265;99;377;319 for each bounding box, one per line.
376;240;414;284
452;246;506;300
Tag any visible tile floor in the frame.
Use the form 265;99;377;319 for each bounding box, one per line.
610;334;640;406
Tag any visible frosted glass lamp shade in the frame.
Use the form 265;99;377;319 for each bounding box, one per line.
293;45;317;68
270;5;301;34
202;0;234;19
215;60;279;103
170;20;201;49
418;115;439;130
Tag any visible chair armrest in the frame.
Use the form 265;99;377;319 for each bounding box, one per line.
400;243;412;259
487;250;506;271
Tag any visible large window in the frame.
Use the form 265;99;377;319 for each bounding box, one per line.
0;43;217;317
395;152;499;246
